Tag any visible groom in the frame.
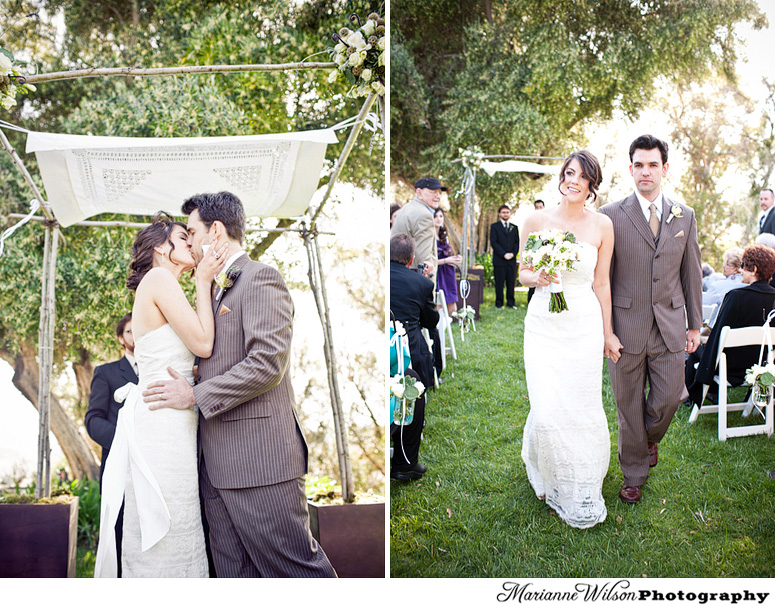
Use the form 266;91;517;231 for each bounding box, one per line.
143;191;336;577
600;135;702;504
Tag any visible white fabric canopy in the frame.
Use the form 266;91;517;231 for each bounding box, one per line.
25;128;338;226
481;159;561;177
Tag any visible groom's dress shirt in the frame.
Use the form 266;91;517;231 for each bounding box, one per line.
635;190;663;224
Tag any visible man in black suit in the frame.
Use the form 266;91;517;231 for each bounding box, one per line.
758;188;775;235
85;312;138;577
390;234;439;480
490;204;520;308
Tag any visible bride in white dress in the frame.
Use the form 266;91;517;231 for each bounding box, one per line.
518;150;621;529
95;213;227;577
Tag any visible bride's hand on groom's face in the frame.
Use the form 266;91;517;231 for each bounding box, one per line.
196;238;229;283
144;367;197;411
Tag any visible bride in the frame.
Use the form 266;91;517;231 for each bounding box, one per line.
94;212;227;577
517;150;619;529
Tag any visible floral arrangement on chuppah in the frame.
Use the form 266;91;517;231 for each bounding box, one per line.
0;49;35;110
329;13;385;98
459;146;485;171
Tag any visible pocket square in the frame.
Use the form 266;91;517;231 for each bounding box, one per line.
674;230;685;238
218;305;231;316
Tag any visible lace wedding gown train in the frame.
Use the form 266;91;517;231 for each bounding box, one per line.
521;242;610;529
95;323;208;577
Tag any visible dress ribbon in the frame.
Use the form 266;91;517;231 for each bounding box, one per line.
93;383;171;577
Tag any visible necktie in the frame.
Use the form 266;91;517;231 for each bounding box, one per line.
649;203;659;238
503;221;508;229
760;215;765;229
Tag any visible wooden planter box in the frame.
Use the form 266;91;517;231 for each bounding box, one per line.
308;501;385;578
0;496;79;578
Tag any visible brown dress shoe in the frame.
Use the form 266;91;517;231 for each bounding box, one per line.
648;442;658;468
619;485;642;503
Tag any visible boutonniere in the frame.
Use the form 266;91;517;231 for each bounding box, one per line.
666;204;683;224
215;265;242;301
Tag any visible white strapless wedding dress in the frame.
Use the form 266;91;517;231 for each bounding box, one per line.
521;242;610;529
94;324;208;577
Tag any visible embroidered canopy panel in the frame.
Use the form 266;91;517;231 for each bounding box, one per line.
25;128;338;226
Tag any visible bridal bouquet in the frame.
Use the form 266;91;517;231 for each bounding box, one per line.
522;229;582;313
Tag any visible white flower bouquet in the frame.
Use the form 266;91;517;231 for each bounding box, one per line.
522;229;582;313
452;304;476;338
328;13;385;98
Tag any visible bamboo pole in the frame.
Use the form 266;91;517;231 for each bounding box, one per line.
309;93;378;227
20;62;335;85
302;227;354;502
35;222;59;498
7;214;334;234
0;128;56;223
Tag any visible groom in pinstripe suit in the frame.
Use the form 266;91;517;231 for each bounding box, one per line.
599;135;702;504
144;191;336;577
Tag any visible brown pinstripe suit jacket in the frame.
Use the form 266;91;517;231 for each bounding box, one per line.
194;253;308;489
599;193;702;354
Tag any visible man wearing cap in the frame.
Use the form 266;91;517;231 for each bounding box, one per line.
391;177;448;280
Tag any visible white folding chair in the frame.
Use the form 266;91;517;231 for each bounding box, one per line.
702;303;717;325
435;289;457;363
688;325;775;441
420;327;440;389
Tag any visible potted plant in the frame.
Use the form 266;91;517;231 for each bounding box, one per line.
0;491;79;577
306;476;384;578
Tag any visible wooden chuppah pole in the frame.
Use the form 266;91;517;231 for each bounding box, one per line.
35;222;59;498
20;62;335;85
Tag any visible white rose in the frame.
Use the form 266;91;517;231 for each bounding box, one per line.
391;382;405;399
335;42;346;53
360;68;372;81
415;381;426;397
346;31;366;50
2;94;17;110
371;81;385;96
328;70;339;83
0;53;13;73
376;36;385;51
334;53;346;66
378;50;385;67
348;52;363;67
362;19;377;36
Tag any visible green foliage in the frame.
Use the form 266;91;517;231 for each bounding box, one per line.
305;474;341;498
64;478;102;549
392;0;765;220
474;252;493;286
391;289;775;577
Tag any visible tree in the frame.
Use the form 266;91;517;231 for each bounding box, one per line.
392;0;765;245
0;0;384;487
664;74;757;268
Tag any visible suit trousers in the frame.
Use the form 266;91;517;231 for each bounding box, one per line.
200;456;337;578
607;323;686;486
494;262;517;307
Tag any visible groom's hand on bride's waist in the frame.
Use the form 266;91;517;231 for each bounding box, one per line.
144;367;197;411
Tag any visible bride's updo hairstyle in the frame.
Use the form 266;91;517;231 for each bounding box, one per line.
558;150;603;203
127;212;188;291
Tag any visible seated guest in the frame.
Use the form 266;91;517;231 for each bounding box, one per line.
686;244;775;406
755;232;775;285
390;233;440;391
703;247;744;307
701;262;722;291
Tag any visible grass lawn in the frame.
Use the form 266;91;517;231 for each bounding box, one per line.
390;288;775;578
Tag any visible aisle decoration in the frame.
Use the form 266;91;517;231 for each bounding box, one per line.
522;229;582;313
744;362;775;414
389;321;425;426
452;304;476;341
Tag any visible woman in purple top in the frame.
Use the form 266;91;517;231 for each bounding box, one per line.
434;208;462;317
